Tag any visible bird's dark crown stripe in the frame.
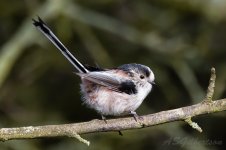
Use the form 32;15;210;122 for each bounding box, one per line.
118;63;150;77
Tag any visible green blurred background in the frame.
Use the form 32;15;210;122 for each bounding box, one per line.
0;0;226;150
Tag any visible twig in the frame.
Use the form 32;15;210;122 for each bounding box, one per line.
184;67;216;132
0;98;225;144
204;67;216;102
64;129;90;146
184;117;202;132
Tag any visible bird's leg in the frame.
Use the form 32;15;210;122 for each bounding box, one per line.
130;111;138;121
130;111;143;122
101;115;107;123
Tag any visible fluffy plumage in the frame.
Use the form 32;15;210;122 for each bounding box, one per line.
33;17;155;119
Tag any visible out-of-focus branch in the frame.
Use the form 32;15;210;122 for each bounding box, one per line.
0;0;64;89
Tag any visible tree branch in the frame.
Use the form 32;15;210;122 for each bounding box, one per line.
0;68;225;146
0;98;225;144
205;67;216;102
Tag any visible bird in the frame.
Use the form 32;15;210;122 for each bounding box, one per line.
32;17;155;121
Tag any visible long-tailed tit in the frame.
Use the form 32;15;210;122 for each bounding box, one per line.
32;17;155;121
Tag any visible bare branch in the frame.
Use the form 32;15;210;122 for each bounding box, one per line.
0;68;225;146
0;98;225;144
184;117;202;132
184;67;217;132
204;67;216;102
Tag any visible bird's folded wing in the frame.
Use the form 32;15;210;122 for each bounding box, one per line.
77;72;137;94
77;72;122;89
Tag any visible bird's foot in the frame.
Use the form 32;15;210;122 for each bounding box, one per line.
101;115;107;123
130;111;143;122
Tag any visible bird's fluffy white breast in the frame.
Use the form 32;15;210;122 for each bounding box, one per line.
80;81;152;116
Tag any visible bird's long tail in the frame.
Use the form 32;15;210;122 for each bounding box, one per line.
32;17;89;73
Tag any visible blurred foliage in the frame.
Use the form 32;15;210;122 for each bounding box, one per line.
0;0;226;150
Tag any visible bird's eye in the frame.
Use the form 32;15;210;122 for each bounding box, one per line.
140;75;145;79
